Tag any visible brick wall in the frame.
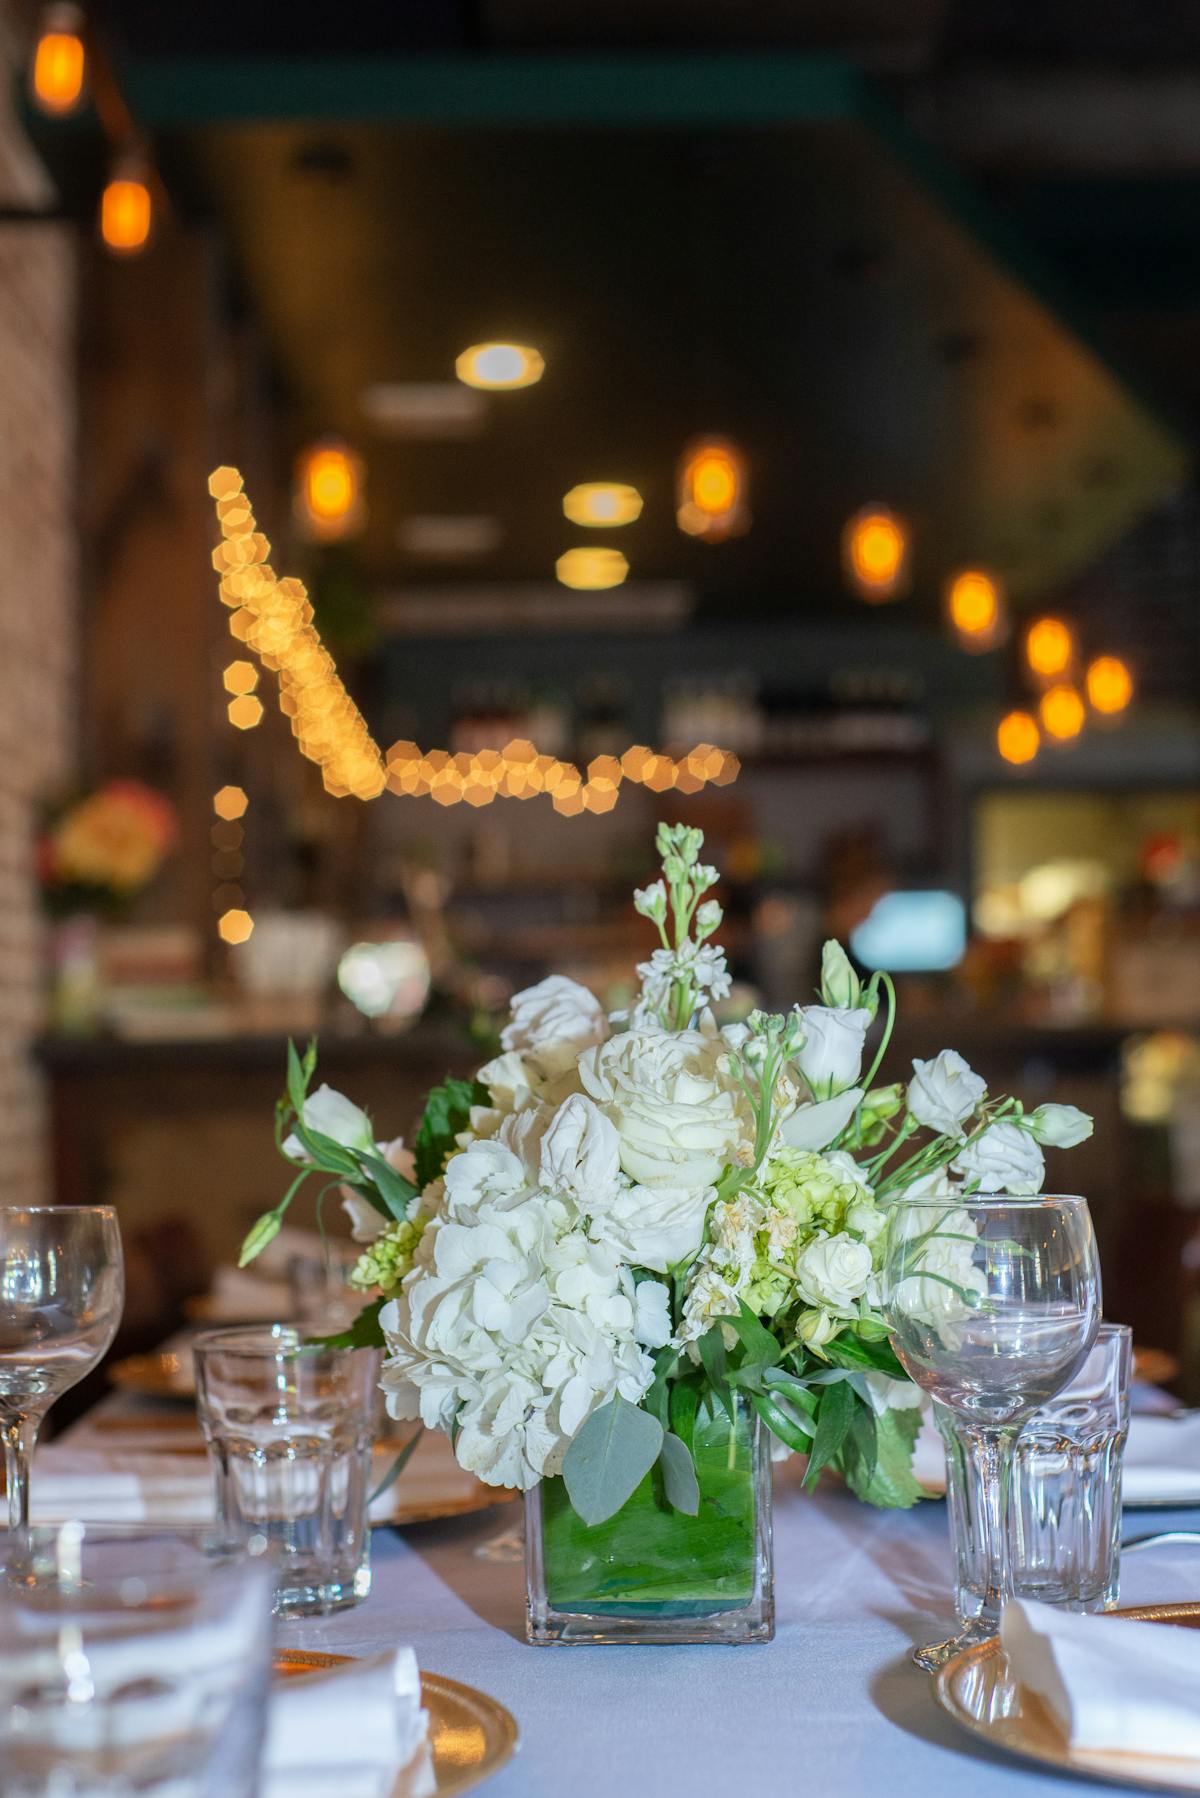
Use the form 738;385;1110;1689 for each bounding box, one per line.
0;70;77;1202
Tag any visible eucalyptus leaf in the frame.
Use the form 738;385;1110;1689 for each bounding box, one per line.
657;1431;700;1516
562;1396;664;1526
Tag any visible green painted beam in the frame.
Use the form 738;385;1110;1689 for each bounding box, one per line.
117;51;866;128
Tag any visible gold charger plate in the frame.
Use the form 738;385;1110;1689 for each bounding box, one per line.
934;1602;1200;1793
275;1650;518;1795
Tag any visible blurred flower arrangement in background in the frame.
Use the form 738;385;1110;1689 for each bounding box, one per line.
39;780;178;916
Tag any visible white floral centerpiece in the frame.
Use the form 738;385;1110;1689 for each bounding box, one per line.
240;823;1092;1643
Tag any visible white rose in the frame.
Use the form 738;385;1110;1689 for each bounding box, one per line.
1026;1104;1094;1149
907;1051;987;1139
283;1083;373;1161
476;1050;536;1116
590;1182;714;1274
579;1029;750;1190
794;1233;873;1311
780;1087;863;1152
539;1094;621;1206
795;1307;838;1349
794;1005;872;1101
500;975;608;1078
497;1103;554;1181
953;1121;1045;1195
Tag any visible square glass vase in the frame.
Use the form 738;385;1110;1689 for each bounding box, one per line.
525;1395;774;1646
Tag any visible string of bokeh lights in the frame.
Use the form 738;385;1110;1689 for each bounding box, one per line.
207;465;741;831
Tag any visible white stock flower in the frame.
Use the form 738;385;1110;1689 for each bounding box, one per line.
906;1051;987;1139
780;1087;863;1152
579;1029;750;1189
500;975;608;1078
590;1181;714;1274
633;880;667;923
283;1083;373;1161
1026;1103;1094;1149
953;1121;1045;1195
539;1094;621;1207
794;1233;873;1311
794;1005;872;1100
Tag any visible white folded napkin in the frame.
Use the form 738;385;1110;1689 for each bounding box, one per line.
1002;1598;1200;1759
264;1649;433;1798
1123;1413;1200;1505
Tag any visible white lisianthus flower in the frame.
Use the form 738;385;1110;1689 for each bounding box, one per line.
500;975;608;1078
283;1083;374;1161
953;1121;1045;1195
589;1181;714;1274
539;1094;621;1207
1025;1103;1094;1149
780;1087;863;1152
906;1051;987;1139
794;1005;873;1100
896;1168;961;1201
892;1204;986;1332
794;1233;874;1311
579;1029;750;1189
819;939;862;1010
863;1372;924;1415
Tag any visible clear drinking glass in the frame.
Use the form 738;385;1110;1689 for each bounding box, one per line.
286;1248;361;1334
883;1193;1101;1670
0;1205;124;1530
0;1523;274;1798
193;1324;380;1616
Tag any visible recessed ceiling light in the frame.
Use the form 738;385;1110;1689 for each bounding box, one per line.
563;483;643;528
455;343;544;391
361;383;486;437
399;516;503;558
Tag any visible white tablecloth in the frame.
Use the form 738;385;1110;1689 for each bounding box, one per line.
271;1461;1200;1798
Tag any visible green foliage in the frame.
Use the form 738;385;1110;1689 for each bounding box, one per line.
312;1295;388;1350
657;1432;701;1516
369;1427;424;1505
835;1402;927;1510
803;1378;857;1489
562;1395;665;1526
413;1077;490;1191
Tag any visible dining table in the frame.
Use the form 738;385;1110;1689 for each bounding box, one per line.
61;1369;1200;1798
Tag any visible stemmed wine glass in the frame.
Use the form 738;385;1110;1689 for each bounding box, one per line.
882;1193;1100;1671
0;1206;124;1530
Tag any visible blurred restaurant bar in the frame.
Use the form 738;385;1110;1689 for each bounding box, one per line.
3;2;1198;1386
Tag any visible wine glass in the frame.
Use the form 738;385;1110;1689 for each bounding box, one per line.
0;1206;124;1530
882;1193;1100;1671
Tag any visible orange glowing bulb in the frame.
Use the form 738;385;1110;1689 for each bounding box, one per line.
844;507;909;601
1026;616;1074;679
947;570;1000;637
1039;684;1086;742
296;442;363;540
31;8;85;115
100;171;152;255
1086;655;1133;715
997;710;1040;766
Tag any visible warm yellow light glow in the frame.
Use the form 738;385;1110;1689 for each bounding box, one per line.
1086;654;1134;715
100;170;152;255
555;547;629;590
843;506;909;602
222;660;259;696
217;908;254;945
562;483;643;528
295;441;364;542
676;438;748;543
213;785;248;821
1039;683;1086;742
948;570;999;635
1026;616;1074;679
455;342;544;391
31;7;85;114
997;710;1040;766
228;694;264;730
